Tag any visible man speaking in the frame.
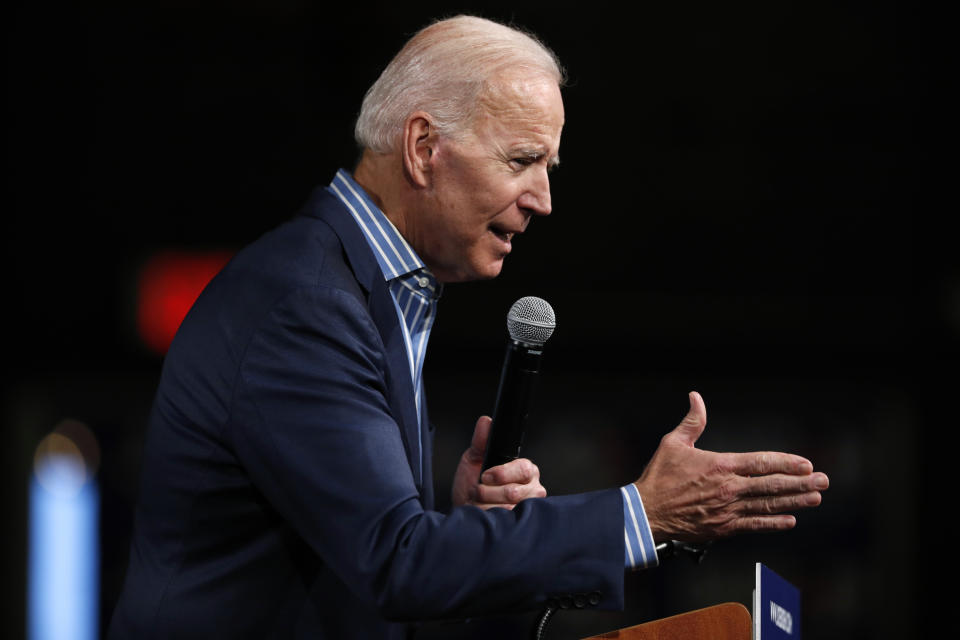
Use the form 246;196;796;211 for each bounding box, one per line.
109;15;828;638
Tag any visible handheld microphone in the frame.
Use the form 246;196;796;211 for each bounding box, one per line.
481;296;556;473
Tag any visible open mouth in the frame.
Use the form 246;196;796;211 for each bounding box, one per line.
489;224;515;244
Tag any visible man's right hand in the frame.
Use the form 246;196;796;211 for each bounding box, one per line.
451;416;547;510
634;392;829;543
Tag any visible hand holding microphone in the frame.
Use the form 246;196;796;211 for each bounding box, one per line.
450;296;554;509
481;296;556;472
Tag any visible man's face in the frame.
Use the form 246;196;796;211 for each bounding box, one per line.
414;72;565;283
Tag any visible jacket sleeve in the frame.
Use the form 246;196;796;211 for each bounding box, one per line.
227;283;625;619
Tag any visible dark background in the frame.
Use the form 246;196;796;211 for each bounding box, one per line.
4;1;948;638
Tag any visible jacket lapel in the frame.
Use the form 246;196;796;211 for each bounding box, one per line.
304;188;424;489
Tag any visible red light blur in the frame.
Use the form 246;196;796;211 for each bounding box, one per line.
136;250;233;355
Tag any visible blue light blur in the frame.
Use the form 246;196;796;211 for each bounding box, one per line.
28;453;99;640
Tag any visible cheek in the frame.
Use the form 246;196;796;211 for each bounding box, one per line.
439;198;496;240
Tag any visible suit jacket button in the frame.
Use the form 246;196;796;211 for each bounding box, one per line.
588;591;602;606
559;595;573;609
573;594;587;608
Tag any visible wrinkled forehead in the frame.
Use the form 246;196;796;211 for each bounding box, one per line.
477;69;565;124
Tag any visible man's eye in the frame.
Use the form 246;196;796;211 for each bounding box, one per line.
511;156;542;170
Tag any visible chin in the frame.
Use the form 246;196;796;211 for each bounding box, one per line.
445;261;505;283
475;258;506;281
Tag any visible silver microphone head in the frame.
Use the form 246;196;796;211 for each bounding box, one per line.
506;296;556;346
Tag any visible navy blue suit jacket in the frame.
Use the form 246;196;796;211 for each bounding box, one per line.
109;187;625;638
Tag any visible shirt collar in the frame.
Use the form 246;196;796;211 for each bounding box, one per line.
327;169;436;289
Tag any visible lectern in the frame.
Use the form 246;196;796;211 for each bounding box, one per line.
581;603;752;640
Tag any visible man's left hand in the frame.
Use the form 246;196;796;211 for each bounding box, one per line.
451;416;547;509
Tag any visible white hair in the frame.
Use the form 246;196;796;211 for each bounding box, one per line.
354;15;566;153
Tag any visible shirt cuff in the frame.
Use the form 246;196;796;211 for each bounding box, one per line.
621;483;659;571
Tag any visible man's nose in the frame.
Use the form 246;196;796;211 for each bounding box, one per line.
517;167;552;216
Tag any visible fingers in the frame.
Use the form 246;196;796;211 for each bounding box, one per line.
728;514;797;534
711;473;824;534
670;391;707;447
738;471;830;497
481;458;538;486
705;502;808;537
474;481;547;506
456;429;546;510
715;470;826;518
726;451;817;477
741;490;823;515
473;458;546;506
464;416;492;465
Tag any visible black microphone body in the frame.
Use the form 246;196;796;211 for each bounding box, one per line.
481;338;545;471
481;296;555;473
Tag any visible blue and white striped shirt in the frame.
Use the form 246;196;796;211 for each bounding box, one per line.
328;169;657;572
622;483;658;570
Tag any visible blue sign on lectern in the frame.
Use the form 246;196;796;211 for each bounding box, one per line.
753;563;800;639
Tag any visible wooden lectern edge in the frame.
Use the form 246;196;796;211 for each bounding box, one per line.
580;602;752;640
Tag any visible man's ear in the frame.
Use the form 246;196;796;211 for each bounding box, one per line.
402;111;435;188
